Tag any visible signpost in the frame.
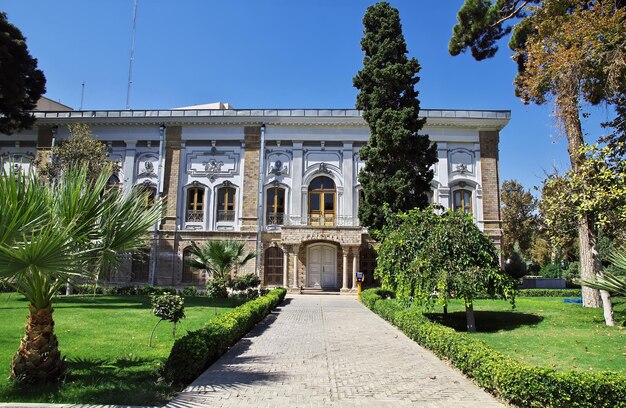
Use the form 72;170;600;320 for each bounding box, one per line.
356;271;365;301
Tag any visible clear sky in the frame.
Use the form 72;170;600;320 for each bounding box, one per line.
1;0;614;192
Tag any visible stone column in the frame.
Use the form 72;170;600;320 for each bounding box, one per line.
342;247;349;291
282;247;289;288
36;126;54;164
352;247;359;290
292;244;300;288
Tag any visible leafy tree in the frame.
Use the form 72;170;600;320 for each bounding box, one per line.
501;179;538;258
353;2;437;231
375;206;515;332
541;143;626;324
504;242;528;279
0;166;164;383
36;123;119;182
0;12;46;135
449;0;626;321
149;294;185;346
189;240;255;298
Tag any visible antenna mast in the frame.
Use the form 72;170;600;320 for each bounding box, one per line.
125;0;139;110
80;81;85;110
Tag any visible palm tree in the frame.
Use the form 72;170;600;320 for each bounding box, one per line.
580;249;626;296
188;240;255;297
0;165;164;383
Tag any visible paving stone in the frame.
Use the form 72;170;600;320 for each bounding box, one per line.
168;295;505;407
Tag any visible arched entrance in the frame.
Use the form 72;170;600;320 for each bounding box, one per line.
307;243;337;288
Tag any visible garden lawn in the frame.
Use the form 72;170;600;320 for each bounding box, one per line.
426;296;626;373
0;293;244;405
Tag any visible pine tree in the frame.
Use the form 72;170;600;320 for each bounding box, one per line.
353;2;437;231
0;12;46;135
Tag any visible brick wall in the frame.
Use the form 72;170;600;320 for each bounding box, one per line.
479;131;503;251
240;126;261;231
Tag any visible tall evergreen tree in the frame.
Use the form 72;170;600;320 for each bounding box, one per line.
353;2;437;231
0;12;46;135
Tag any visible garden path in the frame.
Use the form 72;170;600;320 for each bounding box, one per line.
169;294;505;407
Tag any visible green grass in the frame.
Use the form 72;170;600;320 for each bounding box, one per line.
425;296;626;373
0;293;244;405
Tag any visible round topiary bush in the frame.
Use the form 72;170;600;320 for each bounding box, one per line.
149;293;185;346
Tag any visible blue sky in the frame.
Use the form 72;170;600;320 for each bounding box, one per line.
1;0;614;192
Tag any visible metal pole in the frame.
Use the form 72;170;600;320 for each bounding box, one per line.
149;124;166;286
79;81;85;110
255;124;266;277
126;0;139;110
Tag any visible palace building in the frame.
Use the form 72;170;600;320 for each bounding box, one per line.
0;100;510;292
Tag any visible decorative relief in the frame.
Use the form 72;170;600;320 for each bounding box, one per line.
1;151;35;174
448;149;475;176
305;151;341;172
266;151;291;176
187;150;239;182
136;153;158;179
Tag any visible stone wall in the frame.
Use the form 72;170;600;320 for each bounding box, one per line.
479;131;503;250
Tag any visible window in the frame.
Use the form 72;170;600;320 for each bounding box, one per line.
453;189;472;214
217;186;236;222
308;176;336;226
182;247;201;283
131;248;150;282
138;183;157;207
266;187;285;225
264;247;283;286
105;174;121;192
186;187;204;222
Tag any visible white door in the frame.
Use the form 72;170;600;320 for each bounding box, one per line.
308;245;336;288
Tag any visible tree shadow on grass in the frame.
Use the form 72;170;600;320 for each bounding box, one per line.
0;355;171;405
425;310;544;333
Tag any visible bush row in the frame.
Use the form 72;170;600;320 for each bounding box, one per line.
163;287;287;386
71;284;179;296
516;288;582;297
361;288;626;408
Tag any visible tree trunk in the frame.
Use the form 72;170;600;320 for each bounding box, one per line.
11;305;65;383
557;91;603;308
465;302;476;333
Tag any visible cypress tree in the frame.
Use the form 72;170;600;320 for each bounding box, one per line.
353;2;437;231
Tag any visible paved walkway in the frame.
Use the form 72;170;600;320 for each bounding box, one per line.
169;295;504;408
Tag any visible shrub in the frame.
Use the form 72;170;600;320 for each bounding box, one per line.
150;294;185;346
163;287;286;385
138;286;177;296
180;286;199;297
0;280;13;293
105;285;138;295
73;284;104;295
361;288;626;407
504;249;528;280
539;263;562;278
228;273;261;292
516;289;581;297
206;278;228;299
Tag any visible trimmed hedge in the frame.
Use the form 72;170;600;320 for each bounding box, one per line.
361;288;626;408
517;289;581;297
163;287;287;385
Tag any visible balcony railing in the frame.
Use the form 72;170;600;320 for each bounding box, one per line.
284;215;360;227
217;210;236;222
186;210;204;222
266;213;285;225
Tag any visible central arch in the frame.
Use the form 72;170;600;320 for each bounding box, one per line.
307;243;337;288
308;176;336;226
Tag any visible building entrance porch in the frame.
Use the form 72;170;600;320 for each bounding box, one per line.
307;244;337;288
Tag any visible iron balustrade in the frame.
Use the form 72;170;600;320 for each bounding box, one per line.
217;210;236;222
186;210;204;222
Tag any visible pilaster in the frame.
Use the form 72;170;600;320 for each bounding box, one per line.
161;126;182;231
479;131;503;250
240;126;261;231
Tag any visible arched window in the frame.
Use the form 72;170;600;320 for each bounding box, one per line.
131;248;150;282
308;176;336;226
105;174;121;192
182;247;201;283
137;183;157;207
266;187;285;225
264;247;283;286
217;186;236;222
186;186;204;222
453;189;472;214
